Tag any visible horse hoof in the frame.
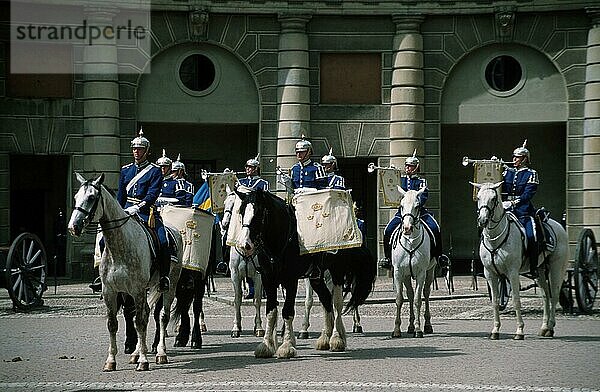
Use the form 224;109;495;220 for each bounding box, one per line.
150;345;158;354
353;326;363;333
392;331;401;338
174;338;188;347
201;324;207;333
136;362;149;371
489;333;500;340
543;329;554;338
124;344;136;355
103;362;116;372
156;355;168;365
415;331;424;338
407;326;415;334
231;331;241;338
298;331;309;339
514;334;524;340
255;329;265;338
128;354;140;364
190;341;202;349
424;325;433;334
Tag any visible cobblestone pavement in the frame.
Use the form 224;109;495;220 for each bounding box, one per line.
0;275;599;392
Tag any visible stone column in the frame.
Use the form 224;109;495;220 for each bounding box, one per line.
276;14;311;186
82;7;120;189
583;8;600;238
389;15;425;169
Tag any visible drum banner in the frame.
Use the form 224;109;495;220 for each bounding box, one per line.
208;172;239;213
378;168;402;207
292;189;362;255
161;205;214;273
472;161;503;201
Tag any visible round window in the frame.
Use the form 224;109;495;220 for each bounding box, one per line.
178;54;216;92
485;55;522;92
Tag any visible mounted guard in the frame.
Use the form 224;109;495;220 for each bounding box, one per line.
290;136;327;191
379;150;442;270
117;129;172;292
239;154;269;191
169;154;195;207
321;148;346;190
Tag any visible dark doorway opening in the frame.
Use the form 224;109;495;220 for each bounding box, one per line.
337;158;378;255
10;155;69;276
441;123;566;274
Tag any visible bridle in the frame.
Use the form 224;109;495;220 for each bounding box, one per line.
477;190;505;230
75;182;132;233
478;187;512;276
397;199;425;278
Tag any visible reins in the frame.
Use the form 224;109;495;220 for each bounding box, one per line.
479;190;512;276
396;205;425;279
77;183;133;234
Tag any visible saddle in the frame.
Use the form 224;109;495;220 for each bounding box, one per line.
507;208;557;257
135;215;178;270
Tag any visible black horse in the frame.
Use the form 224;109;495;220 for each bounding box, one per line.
234;187;376;358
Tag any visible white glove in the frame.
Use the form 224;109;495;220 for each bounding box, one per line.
502;201;512;209
125;205;140;215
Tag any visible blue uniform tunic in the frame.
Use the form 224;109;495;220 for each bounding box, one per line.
238;176;269;191
117;160;167;246
324;173;346;190
290;160;326;190
502;166;539;255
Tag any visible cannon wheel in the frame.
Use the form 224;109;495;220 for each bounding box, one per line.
5;232;47;310
574;228;598;314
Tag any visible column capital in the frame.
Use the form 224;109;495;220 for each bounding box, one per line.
392;14;424;34
278;13;312;33
587;7;600;28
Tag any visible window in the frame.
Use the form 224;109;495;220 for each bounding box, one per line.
484;55;522;92
320;53;381;104
178;54;216;93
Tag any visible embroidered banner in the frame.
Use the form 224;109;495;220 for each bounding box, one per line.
378;168;402;207
162;205;214;274
472;161;503;201
292;189;362;255
208;172;238;213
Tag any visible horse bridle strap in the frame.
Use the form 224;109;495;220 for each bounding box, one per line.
399;227;425;279
78;183;132;232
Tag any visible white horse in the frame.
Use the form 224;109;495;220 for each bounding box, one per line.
221;191;264;338
68;173;182;371
472;181;569;339
391;186;436;338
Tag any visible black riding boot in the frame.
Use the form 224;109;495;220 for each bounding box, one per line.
159;248;170;293
379;233;392;270
528;240;538;278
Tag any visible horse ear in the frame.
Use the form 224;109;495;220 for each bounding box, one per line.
469;181;482;189
92;173;105;187
492;181;503;189
396;185;406;197
226;184;232;194
75;172;87;185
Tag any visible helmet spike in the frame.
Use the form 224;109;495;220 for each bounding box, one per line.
412;148;417;158
162;149;167;158
522;139;527;148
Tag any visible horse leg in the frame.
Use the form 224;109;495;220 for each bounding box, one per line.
254;285;278;358
508;271;524;340
276;281;298;359
414;273;426;338
156;287;176;364
298;278;313;339
190;274;205;349
353;308;363;333
151;295;163;353
231;268;243;338
329;284;347;351
423;268;434;334
121;294;137;355
392;271;405;338
102;291;118;371
174;293;191;347
132;293;150;371
404;277;417;336
487;273;502;340
253;273;265;337
310;277;332;350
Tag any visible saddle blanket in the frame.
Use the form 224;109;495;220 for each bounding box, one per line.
162;205;214;274
292;189;362;255
208;172;239;213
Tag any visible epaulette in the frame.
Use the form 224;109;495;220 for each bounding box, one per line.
122;162;134;169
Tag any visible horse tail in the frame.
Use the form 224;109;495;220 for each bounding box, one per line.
343;245;376;314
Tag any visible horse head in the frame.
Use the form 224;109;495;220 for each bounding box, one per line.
235;185;259;256
470;181;503;228
220;184;237;235
68;172;105;237
397;186;424;235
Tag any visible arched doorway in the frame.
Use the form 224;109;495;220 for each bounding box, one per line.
137;43;260;184
440;43;567;266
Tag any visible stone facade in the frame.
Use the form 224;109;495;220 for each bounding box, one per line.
0;1;597;279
